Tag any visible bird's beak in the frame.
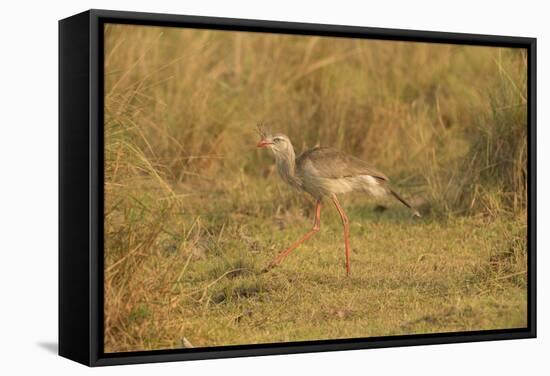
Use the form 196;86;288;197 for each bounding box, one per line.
256;139;273;148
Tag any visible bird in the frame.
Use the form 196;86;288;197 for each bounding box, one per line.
256;126;420;276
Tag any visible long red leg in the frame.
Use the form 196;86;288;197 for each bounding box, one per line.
331;195;351;276
264;199;321;271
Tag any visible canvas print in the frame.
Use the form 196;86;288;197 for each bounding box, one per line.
103;23;528;353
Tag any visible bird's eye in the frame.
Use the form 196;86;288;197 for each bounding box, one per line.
273;137;283;143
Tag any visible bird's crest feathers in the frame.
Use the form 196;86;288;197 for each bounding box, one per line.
256;123;271;139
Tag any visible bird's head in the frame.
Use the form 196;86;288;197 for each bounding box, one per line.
256;127;293;157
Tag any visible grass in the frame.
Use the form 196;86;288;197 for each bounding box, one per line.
103;24;528;352
104;188;527;351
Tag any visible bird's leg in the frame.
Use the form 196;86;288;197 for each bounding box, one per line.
331;195;351;276
263;199;321;272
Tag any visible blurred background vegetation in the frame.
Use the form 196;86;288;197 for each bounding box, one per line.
103;24;528;352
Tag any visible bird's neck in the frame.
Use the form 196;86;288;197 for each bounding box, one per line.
274;145;302;189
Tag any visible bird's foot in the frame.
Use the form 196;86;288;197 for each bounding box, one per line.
260;262;277;274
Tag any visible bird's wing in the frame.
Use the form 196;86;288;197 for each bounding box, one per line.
297;147;389;181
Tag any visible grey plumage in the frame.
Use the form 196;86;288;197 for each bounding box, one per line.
259;132;419;216
297;147;389;181
257;129;420;275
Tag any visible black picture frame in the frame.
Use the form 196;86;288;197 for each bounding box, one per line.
59;9;537;367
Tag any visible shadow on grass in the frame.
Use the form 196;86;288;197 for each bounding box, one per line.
347;204;445;225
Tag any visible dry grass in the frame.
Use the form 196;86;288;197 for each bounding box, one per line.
103;24;528;352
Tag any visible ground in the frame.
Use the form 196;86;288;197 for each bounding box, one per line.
102;24;528;352
104;179;527;352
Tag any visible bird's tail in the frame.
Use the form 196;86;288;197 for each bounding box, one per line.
388;186;421;217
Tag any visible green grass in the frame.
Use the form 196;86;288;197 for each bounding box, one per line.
104;176;526;352
102;24;528;352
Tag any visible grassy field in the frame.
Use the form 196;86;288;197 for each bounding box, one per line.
103;24;528;352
